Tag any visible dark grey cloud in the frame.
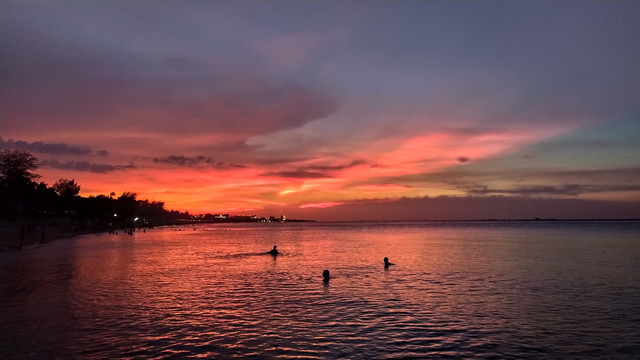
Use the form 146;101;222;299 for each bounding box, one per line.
0;7;338;137
380;166;640;187
0;138;108;157
305;160;368;171
255;195;640;221
261;160;367;179
262;170;329;179
461;183;640;197
153;155;245;169
42;159;135;173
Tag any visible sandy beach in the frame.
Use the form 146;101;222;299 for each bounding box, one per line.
0;218;95;252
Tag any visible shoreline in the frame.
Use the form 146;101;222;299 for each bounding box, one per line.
0;218;98;252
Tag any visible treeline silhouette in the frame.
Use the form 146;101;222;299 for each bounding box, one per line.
1;149;192;230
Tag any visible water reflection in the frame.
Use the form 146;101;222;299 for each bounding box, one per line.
0;221;639;358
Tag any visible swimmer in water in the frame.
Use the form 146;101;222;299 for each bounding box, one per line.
323;269;330;282
384;257;395;268
268;245;278;255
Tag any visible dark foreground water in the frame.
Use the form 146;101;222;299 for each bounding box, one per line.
1;221;639;359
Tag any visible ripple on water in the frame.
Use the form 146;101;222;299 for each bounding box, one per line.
1;222;639;359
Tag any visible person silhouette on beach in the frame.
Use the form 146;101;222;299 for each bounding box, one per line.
268;245;278;255
323;269;331;283
384;257;395;269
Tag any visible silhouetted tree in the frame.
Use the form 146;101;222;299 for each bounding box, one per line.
0;150;41;216
116;192;138;223
53;178;81;213
54;178;81;198
92;194;116;218
34;181;60;216
0;149;40;188
0;149;211;225
138;199;166;225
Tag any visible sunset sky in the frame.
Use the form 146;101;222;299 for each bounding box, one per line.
1;1;638;220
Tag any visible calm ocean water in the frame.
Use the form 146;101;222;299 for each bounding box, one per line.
1;221;639;359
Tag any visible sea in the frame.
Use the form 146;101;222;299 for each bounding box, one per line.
1;220;639;359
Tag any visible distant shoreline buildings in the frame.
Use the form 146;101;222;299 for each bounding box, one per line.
187;213;313;224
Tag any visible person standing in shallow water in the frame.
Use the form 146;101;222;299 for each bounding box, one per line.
323;269;330;283
268;245;278;255
384;257;395;269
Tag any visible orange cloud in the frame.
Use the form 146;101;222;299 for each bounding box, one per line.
299;201;346;209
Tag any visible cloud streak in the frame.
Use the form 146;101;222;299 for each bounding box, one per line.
42;159;135;173
153;155;245;169
262;170;330;179
462;184;640;197
261;160;367;179
0;138;108;157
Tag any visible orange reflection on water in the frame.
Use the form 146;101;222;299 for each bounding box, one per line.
3;221;639;358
